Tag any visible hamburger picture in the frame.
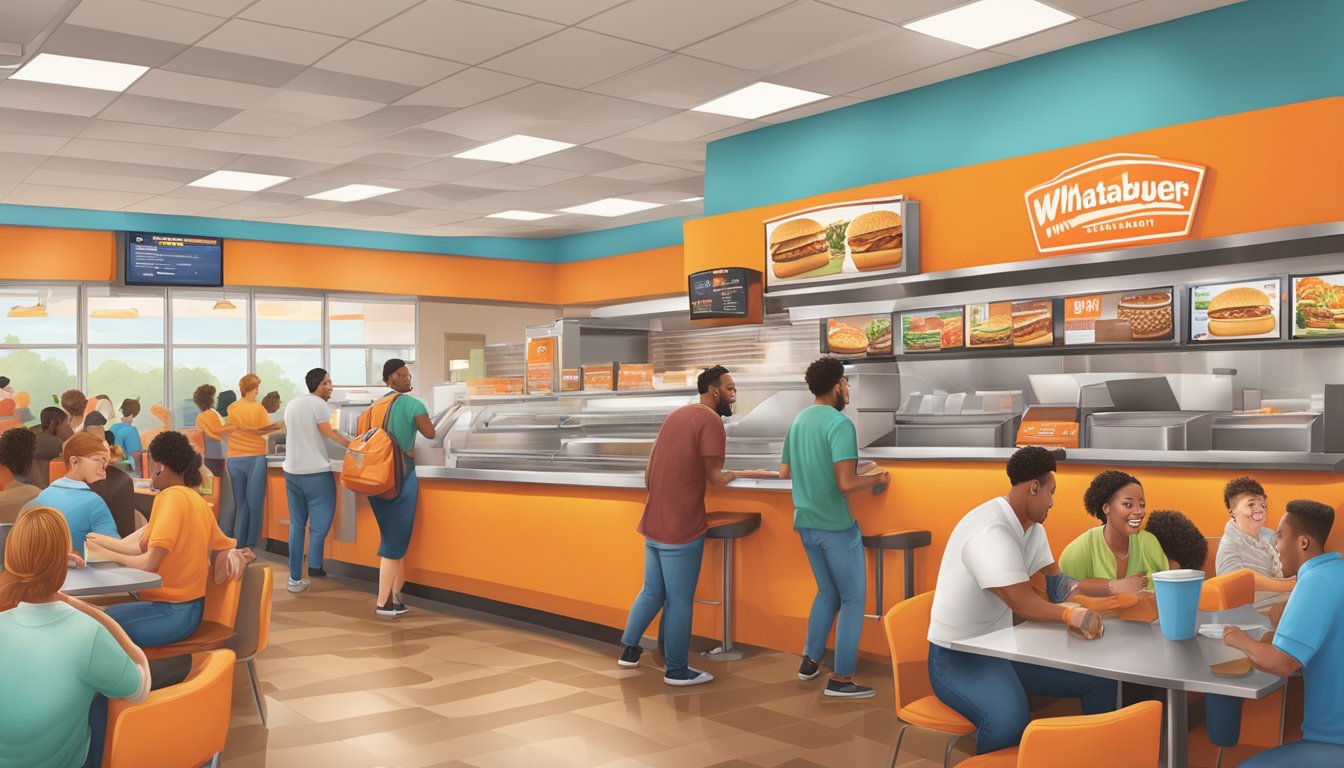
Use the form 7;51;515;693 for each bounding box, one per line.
865;317;893;355
902;316;942;352
827;323;869;356
1011;301;1053;346
970;315;1012;347
1295;276;1344;331
1207;287;1276;337
845;209;904;271
769;217;829;279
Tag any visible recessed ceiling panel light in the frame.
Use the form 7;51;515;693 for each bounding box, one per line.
691;82;827;120
903;0;1075;50
558;198;665;217
453;135;575;164
487;210;558;221
679;196;704;203
10;53;148;92
306;184;400;202
188;170;290;192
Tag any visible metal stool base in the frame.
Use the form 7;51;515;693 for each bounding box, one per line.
701;646;746;662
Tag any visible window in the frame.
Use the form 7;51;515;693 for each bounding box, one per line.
86;287;164;345
172;347;247;427
329;298;416;386
255;348;322;407
0;285;77;344
87;348;164;431
171;290;248;345
331;347;416;387
0;348;76;421
255;295;321;345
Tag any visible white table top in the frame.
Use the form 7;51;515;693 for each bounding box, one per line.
63;562;162;597
948;604;1284;699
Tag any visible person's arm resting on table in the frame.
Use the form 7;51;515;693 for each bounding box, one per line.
968;526;1103;638
1224;570;1326;676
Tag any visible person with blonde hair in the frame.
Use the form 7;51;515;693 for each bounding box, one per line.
0;506;150;768
22;432;118;558
226;373;280;551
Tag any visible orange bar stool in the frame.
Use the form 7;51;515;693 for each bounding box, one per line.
863;529;931;619
696;511;761;662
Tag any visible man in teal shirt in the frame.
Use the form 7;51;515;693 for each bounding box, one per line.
780;357;889;699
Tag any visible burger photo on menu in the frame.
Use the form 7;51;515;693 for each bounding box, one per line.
1293;275;1344;337
865;317;893;355
768;218;830;279
763;196;913;290
967;302;1013;348
900;308;963;353
825;319;871;358
845;210;903;271
1010;300;1054;347
1190;279;1281;341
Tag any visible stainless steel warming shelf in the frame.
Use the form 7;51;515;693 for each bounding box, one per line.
879;414;1021;448
1211;413;1324;453
1087;412;1213;451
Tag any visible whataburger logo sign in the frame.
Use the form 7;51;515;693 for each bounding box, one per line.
1024;153;1207;254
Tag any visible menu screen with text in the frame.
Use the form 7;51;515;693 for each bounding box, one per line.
1063;288;1175;345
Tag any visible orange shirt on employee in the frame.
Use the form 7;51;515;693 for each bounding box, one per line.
226;399;270;457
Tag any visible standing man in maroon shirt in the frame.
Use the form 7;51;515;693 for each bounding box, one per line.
617;365;744;686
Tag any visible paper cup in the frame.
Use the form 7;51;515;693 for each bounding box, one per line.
1152;569;1205;640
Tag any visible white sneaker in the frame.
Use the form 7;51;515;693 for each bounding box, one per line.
287;578;309;593
664;668;714;686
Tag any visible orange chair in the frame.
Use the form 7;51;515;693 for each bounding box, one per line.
958;701;1162;768
144;564;243;661
882;592;976;768
102;649;235;768
0;466;12;487
49;458;67;484
225;563;273;725
1199;568;1255;611
179;427;206;458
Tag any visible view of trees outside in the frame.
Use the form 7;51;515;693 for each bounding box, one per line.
87;349;164;431
0;343;76;421
171;348;247;427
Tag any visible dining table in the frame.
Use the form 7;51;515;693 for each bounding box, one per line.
63;561;162;597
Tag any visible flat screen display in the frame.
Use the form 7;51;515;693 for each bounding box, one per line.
898;307;963;353
1189;278;1281;342
822;315;893;358
124;231;223;287
1062;287;1176;345
966;299;1055;349
688;268;755;319
1290;274;1344;339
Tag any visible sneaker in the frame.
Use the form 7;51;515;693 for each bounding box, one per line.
798;656;821;681
392;601;410;615
308;567;327;579
375;602;409;619
286;578;309;593
824;678;876;699
664;667;714;687
617;645;643;668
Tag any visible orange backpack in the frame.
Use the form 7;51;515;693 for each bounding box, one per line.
341;393;405;500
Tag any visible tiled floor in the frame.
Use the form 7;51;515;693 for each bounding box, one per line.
222;555;975;768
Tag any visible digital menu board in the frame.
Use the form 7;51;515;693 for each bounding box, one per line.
899;307;963;353
689;268;757;319
822;315;893;359
124;231;223;287
764;197;917;291
1062;288;1175;345
967;299;1054;349
1190;278;1281;342
1291;274;1344;339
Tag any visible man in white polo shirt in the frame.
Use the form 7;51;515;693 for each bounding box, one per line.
283;368;350;593
928;447;1116;755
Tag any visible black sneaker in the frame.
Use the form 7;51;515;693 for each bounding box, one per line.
375;602;409;619
308;567;327;579
824;678;876;698
798;656;821;680
664;667;714;686
617;645;643;668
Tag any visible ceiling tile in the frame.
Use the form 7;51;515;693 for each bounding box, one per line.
78;121;267;154
0;80;120;117
220;155;333;178
756;95;862;123
423;84;678;144
0;153;46;183
250;140;381;165
259;90;384;121
355;152;438;170
584;55;758;110
329;199;417;217
990;19;1120;59
196;19;346;66
528;147;633;174
315;41;465;87
594;163;701;183
770;27;975;95
263;210;372;227
148;0;254;17
814;0;965;25
5;183;153;210
97;95;241;131
56;137;237;170
1046;0;1140;15
43;25;189;68
23;169;182;195
682;1;882;71
585;136;706;170
463;0;628;25
453;164;584;191
207;108;326;139
342;215;439;232
483;29;666;89
0;133;73;156
396;68;532;109
240;0;423;38
163;48;307;88
301;163;411;184
580;0;792;51
352;128;477;155
118;196;227;215
845;51;1017;101
378;188;480;208
282;68;420;104
65;0;225;43
0;107;91;138
616;111;746;142
393;157;501;184
39;157;204;182
126;69;276;110
361;0;562;65
1093;0;1243;30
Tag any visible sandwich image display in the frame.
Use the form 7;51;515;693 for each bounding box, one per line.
865;317;893;355
826;319;871;357
1294;275;1344;335
769;218;829;278
901;309;963;353
1010;300;1054;346
1206;287;1275;337
968;302;1013;348
845;210;903;271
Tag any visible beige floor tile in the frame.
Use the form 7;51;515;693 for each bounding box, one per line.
282;689;410;722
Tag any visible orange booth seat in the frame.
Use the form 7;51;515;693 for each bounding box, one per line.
102;650;235;768
48;458;66;484
1198;568;1256;612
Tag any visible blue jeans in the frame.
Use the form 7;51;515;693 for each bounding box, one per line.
285;471;336;581
928;642;1117;754
228;455;267;549
1241;739;1344;766
799;524;866;677
621;536;705;675
105;598;204;648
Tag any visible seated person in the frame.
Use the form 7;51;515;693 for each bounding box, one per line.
107;399;143;475
58;389;87;440
22;432;118;558
85;431;251;648
1224;500;1344;766
1216;476;1294;593
929;447;1116;755
0;427;41;524
0;506;150;768
1143;509;1208;570
1059;470;1172;594
88;434;138;538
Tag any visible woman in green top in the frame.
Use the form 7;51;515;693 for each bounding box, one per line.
1059;471;1174;594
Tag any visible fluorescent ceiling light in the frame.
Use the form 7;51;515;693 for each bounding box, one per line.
10;53;148;92
692;82;827;119
903;0;1075;50
559;198;664;217
306;184;399;202
188;170;290;192
679;197;704;203
453;135;574;164
487;210;557;221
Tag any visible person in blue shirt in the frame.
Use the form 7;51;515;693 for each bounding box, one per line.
22;431;119;558
107;398;143;475
1224;499;1344;766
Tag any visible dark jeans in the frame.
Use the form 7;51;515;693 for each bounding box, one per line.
1241;739;1344;766
105;598;204;648
928;642;1118;754
85;656;192;767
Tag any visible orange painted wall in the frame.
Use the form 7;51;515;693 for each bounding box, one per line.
0;225;114;281
684;98;1344;278
554;245;685;305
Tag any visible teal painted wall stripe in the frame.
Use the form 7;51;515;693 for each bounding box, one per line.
705;0;1341;215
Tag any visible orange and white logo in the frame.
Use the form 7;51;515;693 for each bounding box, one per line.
1024;153;1206;254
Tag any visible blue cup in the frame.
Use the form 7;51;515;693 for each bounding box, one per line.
1152;569;1205;640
